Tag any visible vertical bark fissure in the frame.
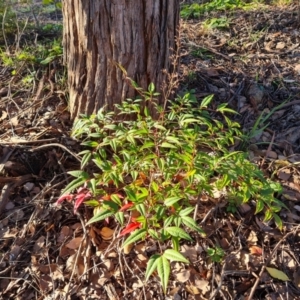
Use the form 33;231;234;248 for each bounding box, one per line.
63;0;179;119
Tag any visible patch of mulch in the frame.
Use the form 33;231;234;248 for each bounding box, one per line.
1;3;300;300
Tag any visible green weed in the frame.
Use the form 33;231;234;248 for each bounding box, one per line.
180;0;253;19
202;17;230;31
207;246;225;263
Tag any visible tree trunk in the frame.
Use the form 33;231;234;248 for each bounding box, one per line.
62;0;180;120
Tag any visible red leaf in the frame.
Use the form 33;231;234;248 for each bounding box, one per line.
56;194;73;205
119;222;141;237
170;206;176;214
74;191;92;213
101;195;111;201
119;202;134;212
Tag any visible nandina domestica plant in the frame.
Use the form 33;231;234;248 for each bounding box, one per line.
57;84;283;292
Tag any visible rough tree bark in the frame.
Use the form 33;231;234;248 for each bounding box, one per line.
62;0;180;120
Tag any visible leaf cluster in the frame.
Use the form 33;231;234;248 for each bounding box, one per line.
58;86;283;292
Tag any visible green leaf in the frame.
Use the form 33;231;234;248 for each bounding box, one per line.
140;141;155;150
115;211;124;225
151;181;159;193
164;196;182;207
161;142;177;149
157;256;170;294
144;106;150;116
153;123;166;131
172;236;180;251
81;141;99;148
135;204;146;216
163;249;189;264
174;216;182;227
164;216;175;228
111;194;122;206
179;207;194;216
122;228;147;248
104;124;117;130
266;267;290;281
217;103;237;114
68;170;89;179
110;139;118;152
155;206;166;220
255;199;264;214
148;82;155;93
102;200;119;211
87;178;96;195
62;177;87;194
84;199;100;207
273;213;283;230
78;149;92;156
40;56;56;64
148;229;160;240
165;227;192;241
124;187;137;202
181;216;205;234
180;118;199;125
86;210;114;225
200;95;214;108
145;254;160;281
165;136;181;145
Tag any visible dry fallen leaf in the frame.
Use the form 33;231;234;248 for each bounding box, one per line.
65;254;76;272
66;237;83;249
123;242;134;254
0;110;8;120
33;236;45;253
195;279;210;294
249;245;263;256
9;245;21;262
247;230;258;244
181;245;198;261
58;226;72;243
100;227;115;240
174;269;190;283
276;42;285;50
185;285;200;295
39;274;53;292
59;244;75;257
10;116;18;126
238;203;251;215
277;170;291;181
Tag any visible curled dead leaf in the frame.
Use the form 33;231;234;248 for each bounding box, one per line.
100;227;115;240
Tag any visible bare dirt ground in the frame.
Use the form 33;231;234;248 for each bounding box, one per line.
0;2;300;300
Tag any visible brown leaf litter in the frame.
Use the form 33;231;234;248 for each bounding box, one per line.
0;2;300;299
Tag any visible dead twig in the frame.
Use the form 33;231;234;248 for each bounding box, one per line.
30;143;81;162
0;138;57;145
